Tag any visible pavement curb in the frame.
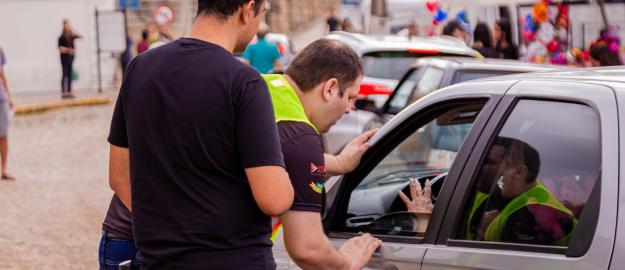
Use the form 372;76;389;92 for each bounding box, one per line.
14;96;111;115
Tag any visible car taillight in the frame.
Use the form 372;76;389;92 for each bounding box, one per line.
407;48;440;54
359;83;392;96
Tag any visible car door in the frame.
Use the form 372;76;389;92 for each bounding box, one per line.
323;80;515;270
422;81;618;270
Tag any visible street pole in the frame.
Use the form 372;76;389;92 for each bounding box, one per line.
597;0;609;28
95;8;103;93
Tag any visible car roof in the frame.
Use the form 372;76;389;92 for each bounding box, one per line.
477;66;625;85
412;57;566;72
325;31;479;57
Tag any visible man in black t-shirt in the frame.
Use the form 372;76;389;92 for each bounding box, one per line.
266;39;382;269
326;8;340;33
105;1;294;269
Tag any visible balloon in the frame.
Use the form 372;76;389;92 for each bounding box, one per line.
456;10;468;24
434;8;447;22
547;39;559;53
426;1;438;12
533;2;549;23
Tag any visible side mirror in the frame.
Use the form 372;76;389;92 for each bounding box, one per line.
355;99;377;112
364;211;430;237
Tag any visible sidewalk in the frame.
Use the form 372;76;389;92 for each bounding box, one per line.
12;89;114;115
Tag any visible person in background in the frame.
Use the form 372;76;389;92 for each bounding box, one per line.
589;43;623;67
0;46;14;181
242;24;281;73
120;35;133;76
136;29;149;55
589;27;623;67
442;20;467;42
473;22;496;58
407;21;419;38
58;19;82;99
493;19;519;60
341;18;356;33
326;8;340;33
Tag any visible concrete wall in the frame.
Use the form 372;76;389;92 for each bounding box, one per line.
0;0;117;94
266;0;341;35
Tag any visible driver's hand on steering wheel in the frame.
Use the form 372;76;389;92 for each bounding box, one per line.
398;179;434;214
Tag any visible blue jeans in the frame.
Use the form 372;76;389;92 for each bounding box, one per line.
98;231;141;270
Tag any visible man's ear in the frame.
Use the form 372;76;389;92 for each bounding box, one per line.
321;78;339;102
240;0;256;25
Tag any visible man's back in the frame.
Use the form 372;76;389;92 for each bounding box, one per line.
243;38;280;73
110;38;284;269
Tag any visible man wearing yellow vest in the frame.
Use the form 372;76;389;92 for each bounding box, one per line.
401;137;576;245
263;38;382;269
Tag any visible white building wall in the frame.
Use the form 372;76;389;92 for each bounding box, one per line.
0;0;117;94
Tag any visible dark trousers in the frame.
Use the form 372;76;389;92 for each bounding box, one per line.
98;231;141;270
60;54;74;93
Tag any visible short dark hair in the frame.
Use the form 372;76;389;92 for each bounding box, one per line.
197;0;264;19
442;20;465;36
474;22;493;48
285;39;363;94
495;18;513;44
494;136;541;183
590;44;624;66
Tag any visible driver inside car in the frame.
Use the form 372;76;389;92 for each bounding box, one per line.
399;137;577;245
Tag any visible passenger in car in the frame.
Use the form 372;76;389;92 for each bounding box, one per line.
401;137;577;245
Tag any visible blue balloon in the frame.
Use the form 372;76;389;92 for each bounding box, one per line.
434;8;448;22
456;10;468;24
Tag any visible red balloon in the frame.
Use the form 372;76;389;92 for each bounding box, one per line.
547;40;559;53
426;1;438;12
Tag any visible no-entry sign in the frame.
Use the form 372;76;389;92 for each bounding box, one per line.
152;4;175;27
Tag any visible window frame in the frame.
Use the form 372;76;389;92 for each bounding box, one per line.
437;95;604;256
324;97;501;244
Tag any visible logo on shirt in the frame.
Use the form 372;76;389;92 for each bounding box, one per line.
310;163;326;176
309;182;324;194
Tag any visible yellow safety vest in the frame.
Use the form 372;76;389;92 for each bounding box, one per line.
479;182;577;245
262;74;319;243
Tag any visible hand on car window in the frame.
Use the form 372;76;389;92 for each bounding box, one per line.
398;179;434;214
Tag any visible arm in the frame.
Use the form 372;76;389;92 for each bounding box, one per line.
324;129;377;176
109;144;131;211
245;166;293;216
273;59;282;72
0;67;12;108
282;210;381;270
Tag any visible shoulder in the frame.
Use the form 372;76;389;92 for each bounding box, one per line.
278;122;320;144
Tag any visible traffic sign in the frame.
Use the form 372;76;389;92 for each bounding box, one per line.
152;4;176;27
119;0;140;10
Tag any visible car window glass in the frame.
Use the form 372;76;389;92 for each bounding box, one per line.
343;102;485;237
409;67;445;104
452;70;523;84
388;68;420;113
454;100;600;248
362;51;423;80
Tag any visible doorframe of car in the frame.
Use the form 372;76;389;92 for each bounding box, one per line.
323;95;503;244
434;81;617;258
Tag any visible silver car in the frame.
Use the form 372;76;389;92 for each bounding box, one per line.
320;67;623;269
324;57;564;154
322;33;481;155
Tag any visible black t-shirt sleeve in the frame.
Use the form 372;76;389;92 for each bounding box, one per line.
107;56;141;148
235;73;284;168
282;134;325;212
108;89;129;148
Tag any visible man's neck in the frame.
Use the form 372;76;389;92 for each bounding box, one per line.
283;75;314;121
187;15;239;53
